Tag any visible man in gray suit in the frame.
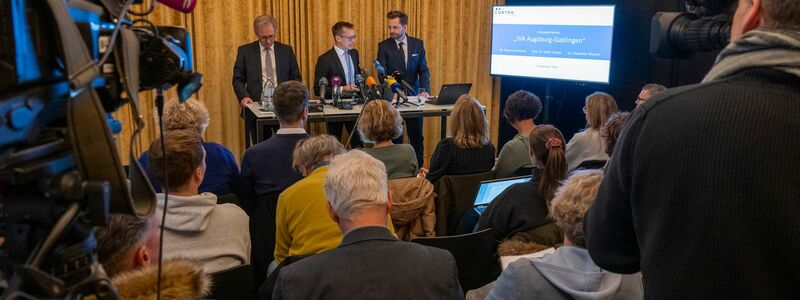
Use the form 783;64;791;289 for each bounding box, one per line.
272;150;464;300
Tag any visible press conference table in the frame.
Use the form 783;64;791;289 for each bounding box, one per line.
244;97;455;146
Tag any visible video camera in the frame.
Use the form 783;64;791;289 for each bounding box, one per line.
651;0;736;59
0;0;201;298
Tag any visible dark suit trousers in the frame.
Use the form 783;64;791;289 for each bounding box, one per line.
328;121;362;149
393;117;424;165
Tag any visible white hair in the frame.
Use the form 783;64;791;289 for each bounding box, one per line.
324;150;388;219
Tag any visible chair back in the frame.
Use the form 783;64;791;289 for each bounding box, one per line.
208;264;254;300
434;171;495;236
411;228;501;292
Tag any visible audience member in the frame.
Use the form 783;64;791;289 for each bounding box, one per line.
585;1;800;298
494;90;541;178
148;130;250;274
477;125;567;245
480;170;643;300
274;135;347;263
240;80;310;283
634;83;667;107
273;150;463;299
421;95;496;183
600;111;631;168
138;99;239;196
96;214;211;299
358;100;419;179
565;92;618;171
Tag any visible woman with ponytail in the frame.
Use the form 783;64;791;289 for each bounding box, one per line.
477;125;568;246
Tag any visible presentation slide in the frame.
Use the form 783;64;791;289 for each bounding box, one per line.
490;6;615;83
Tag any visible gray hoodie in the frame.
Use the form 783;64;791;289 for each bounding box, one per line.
157;192;251;274
481;246;643;300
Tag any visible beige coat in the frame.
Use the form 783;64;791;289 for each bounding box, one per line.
387;176;436;241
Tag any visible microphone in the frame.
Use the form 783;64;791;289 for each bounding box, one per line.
373;60;386;84
391;82;407;102
366;76;382;98
157;0;198;13
331;75;342;97
355;74;367;102
318;77;328;100
392;71;416;95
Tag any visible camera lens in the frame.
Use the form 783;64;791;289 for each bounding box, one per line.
669;13;731;53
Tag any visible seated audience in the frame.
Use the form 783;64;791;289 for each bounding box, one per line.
494;90;541;178
95;214;211;299
274;135;347;263
601;111;631;167
240;80;310;282
358;100;419;179
634;83;667;107
565;92;618;171
148;130;250;274
273;150;463;299
479;170;643;299
138;99;239;196
421;95;496;183
477;125;567;245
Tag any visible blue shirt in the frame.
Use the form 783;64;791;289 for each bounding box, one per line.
139;142;240;196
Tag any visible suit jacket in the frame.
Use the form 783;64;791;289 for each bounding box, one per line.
232;41;301;102
377;36;430;93
273;226;464;300
313;47;362;98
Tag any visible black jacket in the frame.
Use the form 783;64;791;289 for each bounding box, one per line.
377;36;430;93
585;68;800;299
232;41;301;102
313;47;362;98
273;226;463;299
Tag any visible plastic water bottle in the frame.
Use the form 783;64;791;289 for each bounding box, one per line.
261;78;275;112
418;88;427;105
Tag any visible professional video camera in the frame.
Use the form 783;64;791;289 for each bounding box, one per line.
651;0;736;59
0;0;201;298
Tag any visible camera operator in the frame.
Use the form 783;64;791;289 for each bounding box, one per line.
585;0;800;298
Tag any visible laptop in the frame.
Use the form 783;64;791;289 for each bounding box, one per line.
473;175;532;215
427;83;472;105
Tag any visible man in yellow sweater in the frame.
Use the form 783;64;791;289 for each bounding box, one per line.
274;135;395;263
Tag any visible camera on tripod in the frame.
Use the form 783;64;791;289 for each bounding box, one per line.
0;0;202;298
651;0;736;59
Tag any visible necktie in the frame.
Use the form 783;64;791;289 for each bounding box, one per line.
398;42;406;69
344;50;354;84
263;47;274;86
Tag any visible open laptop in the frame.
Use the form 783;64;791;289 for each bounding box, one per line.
427;83;472;105
473;175;532;215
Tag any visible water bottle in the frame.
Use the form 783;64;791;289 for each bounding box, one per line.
418;88;428;105
261;78;275;112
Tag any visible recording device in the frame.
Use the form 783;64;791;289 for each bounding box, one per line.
373;59;387;85
651;0;735;59
391;71;417;95
318;77;329;102
1;0;202;298
355;74;367;103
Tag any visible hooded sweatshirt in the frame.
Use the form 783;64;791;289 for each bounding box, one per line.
485;246;642;300
157;192;251;274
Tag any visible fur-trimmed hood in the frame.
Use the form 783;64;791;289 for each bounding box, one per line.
112;259;211;299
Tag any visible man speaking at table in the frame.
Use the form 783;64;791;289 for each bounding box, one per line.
377;10;430;165
233;15;301;144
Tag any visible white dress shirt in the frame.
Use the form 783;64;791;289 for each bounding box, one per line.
259;43;277;86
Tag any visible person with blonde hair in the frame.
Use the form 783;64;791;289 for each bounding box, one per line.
358;100;418;179
421;95;495;183
138;99;239;196
477;125;567;245
565;92;618;171
481;170;643;299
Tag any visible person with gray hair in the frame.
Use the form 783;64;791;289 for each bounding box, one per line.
273;150;463;299
137;99;239;196
586;0;800;297
634;83;667;106
233;14;302;143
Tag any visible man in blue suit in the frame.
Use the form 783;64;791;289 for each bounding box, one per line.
377;11;430;165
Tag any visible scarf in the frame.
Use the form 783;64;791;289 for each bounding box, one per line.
703;28;800;82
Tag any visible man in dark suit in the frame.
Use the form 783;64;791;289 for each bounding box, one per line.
232;15;301;144
377;11;431;165
313;21;363;148
273;150;463;300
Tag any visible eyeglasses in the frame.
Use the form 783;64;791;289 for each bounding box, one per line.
338;35;357;41
258;34;277;41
